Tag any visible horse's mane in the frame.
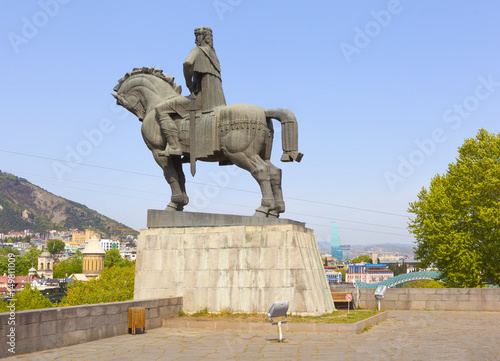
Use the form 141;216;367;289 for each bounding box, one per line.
113;67;176;92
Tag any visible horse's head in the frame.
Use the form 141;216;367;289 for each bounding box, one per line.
112;67;181;121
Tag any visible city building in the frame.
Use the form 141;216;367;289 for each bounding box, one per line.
324;268;342;285
82;235;105;280
100;239;119;251
68;230;101;248
120;250;136;261
37;247;54;279
0;275;37;294
331;223;342;260
346;263;394;283
341;245;350;260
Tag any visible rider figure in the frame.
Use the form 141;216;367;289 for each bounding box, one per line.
157;26;226;157
184;27;226;112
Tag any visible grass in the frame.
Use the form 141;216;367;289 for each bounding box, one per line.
360;325;373;333
179;308;379;324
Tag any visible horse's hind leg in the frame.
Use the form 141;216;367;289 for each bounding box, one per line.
267;161;284;217
223;151;275;216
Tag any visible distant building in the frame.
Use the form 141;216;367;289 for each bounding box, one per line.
120;250;136;261
324;268;342;285
331;223;342;260
21;209;29;219
341;245;350;261
69;230;100;248
82;235;105;280
0;275;37;294
28;267;37;277
69;273;90;282
346;263;394;284
100;239;119;251
37;247;54;279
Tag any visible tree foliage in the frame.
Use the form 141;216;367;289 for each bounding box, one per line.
409;129;500;287
53;252;82;278
59;263;135;306
402;280;446;288
104;249;134;268
337;267;347;282
48;239;66;255
351;255;372;264
7;283;53;311
387;263;407;276
0;246;19;255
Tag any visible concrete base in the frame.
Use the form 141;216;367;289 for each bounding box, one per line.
147;209;305;228
135;216;334;316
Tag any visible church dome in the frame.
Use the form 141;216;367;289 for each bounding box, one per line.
40;248;52;258
82;235;105;255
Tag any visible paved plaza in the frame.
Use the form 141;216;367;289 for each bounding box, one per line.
3;311;500;360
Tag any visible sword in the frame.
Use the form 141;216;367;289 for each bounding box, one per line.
187;94;198;176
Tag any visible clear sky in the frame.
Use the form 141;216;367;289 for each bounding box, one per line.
1;1;500;246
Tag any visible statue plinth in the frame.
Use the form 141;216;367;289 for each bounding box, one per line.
147;209;306;228
134;211;334;316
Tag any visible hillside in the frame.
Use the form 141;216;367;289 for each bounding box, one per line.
317;241;415;259
0;171;136;238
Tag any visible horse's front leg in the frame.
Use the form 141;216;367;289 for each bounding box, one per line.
163;157;188;211
152;150;187;211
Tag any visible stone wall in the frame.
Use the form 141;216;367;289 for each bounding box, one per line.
0;297;182;358
334;287;500;311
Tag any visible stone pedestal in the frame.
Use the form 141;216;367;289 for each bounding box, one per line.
134;212;334;316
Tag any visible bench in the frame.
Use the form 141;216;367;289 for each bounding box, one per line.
331;292;353;309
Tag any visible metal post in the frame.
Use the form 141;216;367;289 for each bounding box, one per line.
278;322;283;342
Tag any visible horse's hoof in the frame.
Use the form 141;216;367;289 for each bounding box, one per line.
166;202;183;211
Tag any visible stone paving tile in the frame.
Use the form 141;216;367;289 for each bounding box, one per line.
3;311;500;361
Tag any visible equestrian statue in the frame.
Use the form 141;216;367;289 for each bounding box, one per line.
112;27;303;217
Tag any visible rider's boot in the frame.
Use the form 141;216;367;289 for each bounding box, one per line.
157;113;183;157
159;136;183;157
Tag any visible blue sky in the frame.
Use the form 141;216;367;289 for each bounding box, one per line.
1;1;500;246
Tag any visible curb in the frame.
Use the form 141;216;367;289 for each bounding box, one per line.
163;311;388;334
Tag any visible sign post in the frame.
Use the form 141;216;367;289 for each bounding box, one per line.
346;293;353;314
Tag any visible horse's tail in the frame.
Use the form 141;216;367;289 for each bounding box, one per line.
265;109;303;162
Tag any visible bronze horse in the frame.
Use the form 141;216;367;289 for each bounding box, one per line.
112;67;302;217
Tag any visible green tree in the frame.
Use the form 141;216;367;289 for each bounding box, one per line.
0;255;8;275
402;280;446;288
53;252;83;278
8;283;53;311
13;247;41;276
0;299;8;313
104;249;134;268
59;263;135;306
409;129;500;288
388;262;408;276
351;255;371;264
48;239;66;255
104;249;123;268
0;246;19;256
337;268;347;282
